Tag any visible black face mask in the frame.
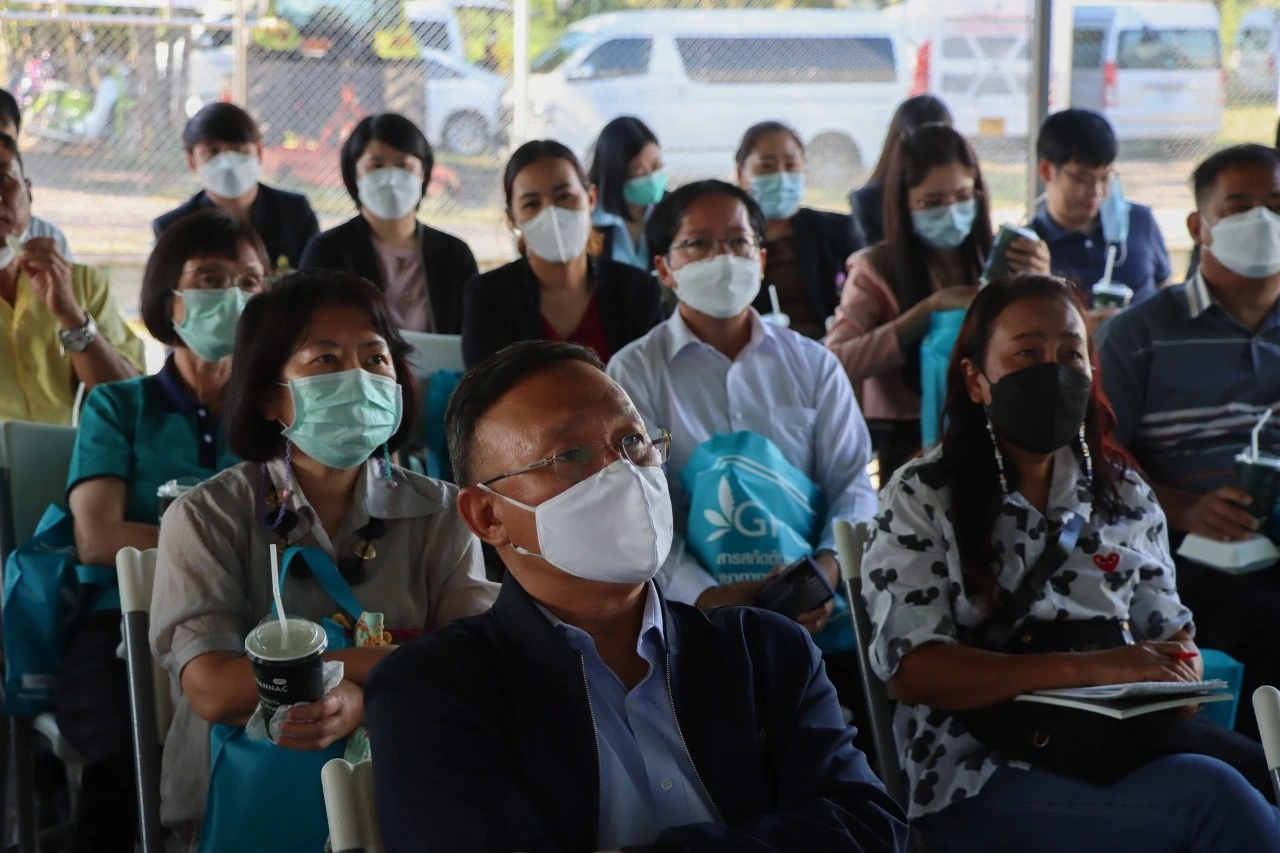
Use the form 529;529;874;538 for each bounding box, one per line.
985;362;1092;455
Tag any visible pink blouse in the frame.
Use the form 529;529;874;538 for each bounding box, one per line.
824;248;941;422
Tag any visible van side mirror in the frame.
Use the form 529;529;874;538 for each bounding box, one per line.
565;66;593;82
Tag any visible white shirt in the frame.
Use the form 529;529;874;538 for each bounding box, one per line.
607;308;876;605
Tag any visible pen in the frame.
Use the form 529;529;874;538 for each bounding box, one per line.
1171;651;1200;662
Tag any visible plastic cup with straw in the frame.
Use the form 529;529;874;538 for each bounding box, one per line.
1092;244;1133;310
1235;408;1280;524
762;283;791;328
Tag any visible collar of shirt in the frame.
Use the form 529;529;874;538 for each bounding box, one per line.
151;355;201;413
663;307;773;364
263;454;440;541
1185;267;1216;320
1031;205;1101;244
536;580;667;663
1002;444;1093;523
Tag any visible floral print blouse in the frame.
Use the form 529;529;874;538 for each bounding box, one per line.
862;444;1193;819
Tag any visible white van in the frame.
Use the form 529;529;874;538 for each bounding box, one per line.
526;10;912;187
1229;8;1279;103
1069;3;1222;140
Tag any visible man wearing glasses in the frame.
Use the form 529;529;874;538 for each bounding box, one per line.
1031;108;1173;323
363;339;907;853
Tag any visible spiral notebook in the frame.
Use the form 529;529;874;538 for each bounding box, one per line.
1015;681;1233;720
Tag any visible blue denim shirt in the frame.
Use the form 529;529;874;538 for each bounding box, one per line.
538;583;716;849
593;206;652;271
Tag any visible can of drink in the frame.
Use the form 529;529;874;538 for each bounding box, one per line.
244;617;328;730
981;223;1041;286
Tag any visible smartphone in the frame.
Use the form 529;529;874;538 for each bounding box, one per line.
754;555;835;620
981;223;1040;286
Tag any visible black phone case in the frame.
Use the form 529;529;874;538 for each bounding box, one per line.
754;556;834;620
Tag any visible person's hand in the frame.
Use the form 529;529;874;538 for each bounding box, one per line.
1005;236;1052;275
1183;486;1259;542
277;679;363;751
1083;641;1201;685
926;285;979;313
1086;307;1121;334
796;599;835;636
18;238;83;329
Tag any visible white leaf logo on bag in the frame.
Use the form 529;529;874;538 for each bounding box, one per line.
703;475;811;544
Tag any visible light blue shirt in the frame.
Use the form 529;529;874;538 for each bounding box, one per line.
607;309;877;606
538;583;717;849
593;206;651;271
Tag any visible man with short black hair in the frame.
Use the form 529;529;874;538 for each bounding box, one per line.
1099;143;1280;740
1031;108;1172;318
153;102;319;272
0;133;142;423
365;340;907;853
0;87;73;258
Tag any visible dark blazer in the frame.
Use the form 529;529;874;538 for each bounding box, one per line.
299;215;478;335
462;256;663;368
365;574;909;853
152;183;320;272
753;206;862;325
849;182;886;247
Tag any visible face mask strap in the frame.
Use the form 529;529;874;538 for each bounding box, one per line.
260;439;294;531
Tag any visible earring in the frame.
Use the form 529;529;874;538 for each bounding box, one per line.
1079;424;1094;485
986;416;1008;496
380;444;398;487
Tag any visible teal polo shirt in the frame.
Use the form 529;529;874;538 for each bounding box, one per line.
67;357;239;609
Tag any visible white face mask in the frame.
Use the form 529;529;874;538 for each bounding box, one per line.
199;151;260;200
0;234;20;270
672;254;762;319
520;205;592;264
483;460;674;584
1208;206;1280;279
357;167;423;221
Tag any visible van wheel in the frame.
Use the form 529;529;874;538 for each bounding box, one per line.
443;112;492;157
805;133;862;190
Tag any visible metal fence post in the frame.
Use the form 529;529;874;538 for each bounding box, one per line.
511;0;529;149
232;0;249;107
1026;0;1053;220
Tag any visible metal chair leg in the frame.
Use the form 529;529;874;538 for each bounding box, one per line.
10;719;35;853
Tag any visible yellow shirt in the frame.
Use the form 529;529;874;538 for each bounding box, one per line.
0;265;144;425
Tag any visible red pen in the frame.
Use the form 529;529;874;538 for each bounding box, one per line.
1171;651;1200;661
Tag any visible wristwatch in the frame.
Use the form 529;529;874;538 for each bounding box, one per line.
58;315;99;353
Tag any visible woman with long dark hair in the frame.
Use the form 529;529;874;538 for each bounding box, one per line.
850;94;953;246
826;124;1047;481
862;275;1279;852
588;116;666;271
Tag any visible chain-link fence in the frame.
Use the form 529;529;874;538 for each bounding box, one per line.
3;0;1279;325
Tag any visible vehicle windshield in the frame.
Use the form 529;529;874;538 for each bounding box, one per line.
531;31;590;72
1117;28;1220;70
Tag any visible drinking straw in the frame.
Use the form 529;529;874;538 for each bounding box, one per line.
269;543;288;644
1101;244;1117;289
1253;409;1273;462
768;284;782;316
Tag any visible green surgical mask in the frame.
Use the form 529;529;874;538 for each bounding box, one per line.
279;369;403;470
173;287;252;362
622;169;668;207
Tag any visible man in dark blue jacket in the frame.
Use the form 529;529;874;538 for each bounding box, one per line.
364;340;908;853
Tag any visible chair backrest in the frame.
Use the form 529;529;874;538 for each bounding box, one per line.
0;420;77;559
1253;686;1280;778
400;331;464;380
322;758;384;853
834;519;909;811
118;547;172;737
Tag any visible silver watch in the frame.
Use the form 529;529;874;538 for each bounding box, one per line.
58;314;99;353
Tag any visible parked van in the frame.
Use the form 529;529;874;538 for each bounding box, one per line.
526;10;913;187
1069;3;1222;140
1229;8;1279;103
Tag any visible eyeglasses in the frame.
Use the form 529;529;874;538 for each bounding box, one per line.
912;189;980;211
1059;167;1117;193
481;430;672;487
182;264;264;292
669;236;758;262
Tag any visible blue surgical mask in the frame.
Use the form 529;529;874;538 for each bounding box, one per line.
750;171;805;221
622;169;668;207
173;287;251;362
1100;175;1131;246
912;199;977;250
279;369;403;470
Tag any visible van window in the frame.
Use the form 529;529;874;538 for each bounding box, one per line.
423;57;463;79
940;37;974;60
532;32;590;73
1238;28;1272;53
675;36;896;84
1072;28;1105;68
409;19;454;53
574;37;651;79
1116;29;1220;70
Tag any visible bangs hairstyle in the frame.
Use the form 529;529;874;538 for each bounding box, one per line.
446;340;605;486
140;209;270;345
341;113;434;208
502;139;589;210
588;116;660;222
645;179;767;259
870;95;953;184
939;274;1134;606
182;102;261;152
1036;108;1117;169
734;120;804;170
883;123;993;314
225;271;418;463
